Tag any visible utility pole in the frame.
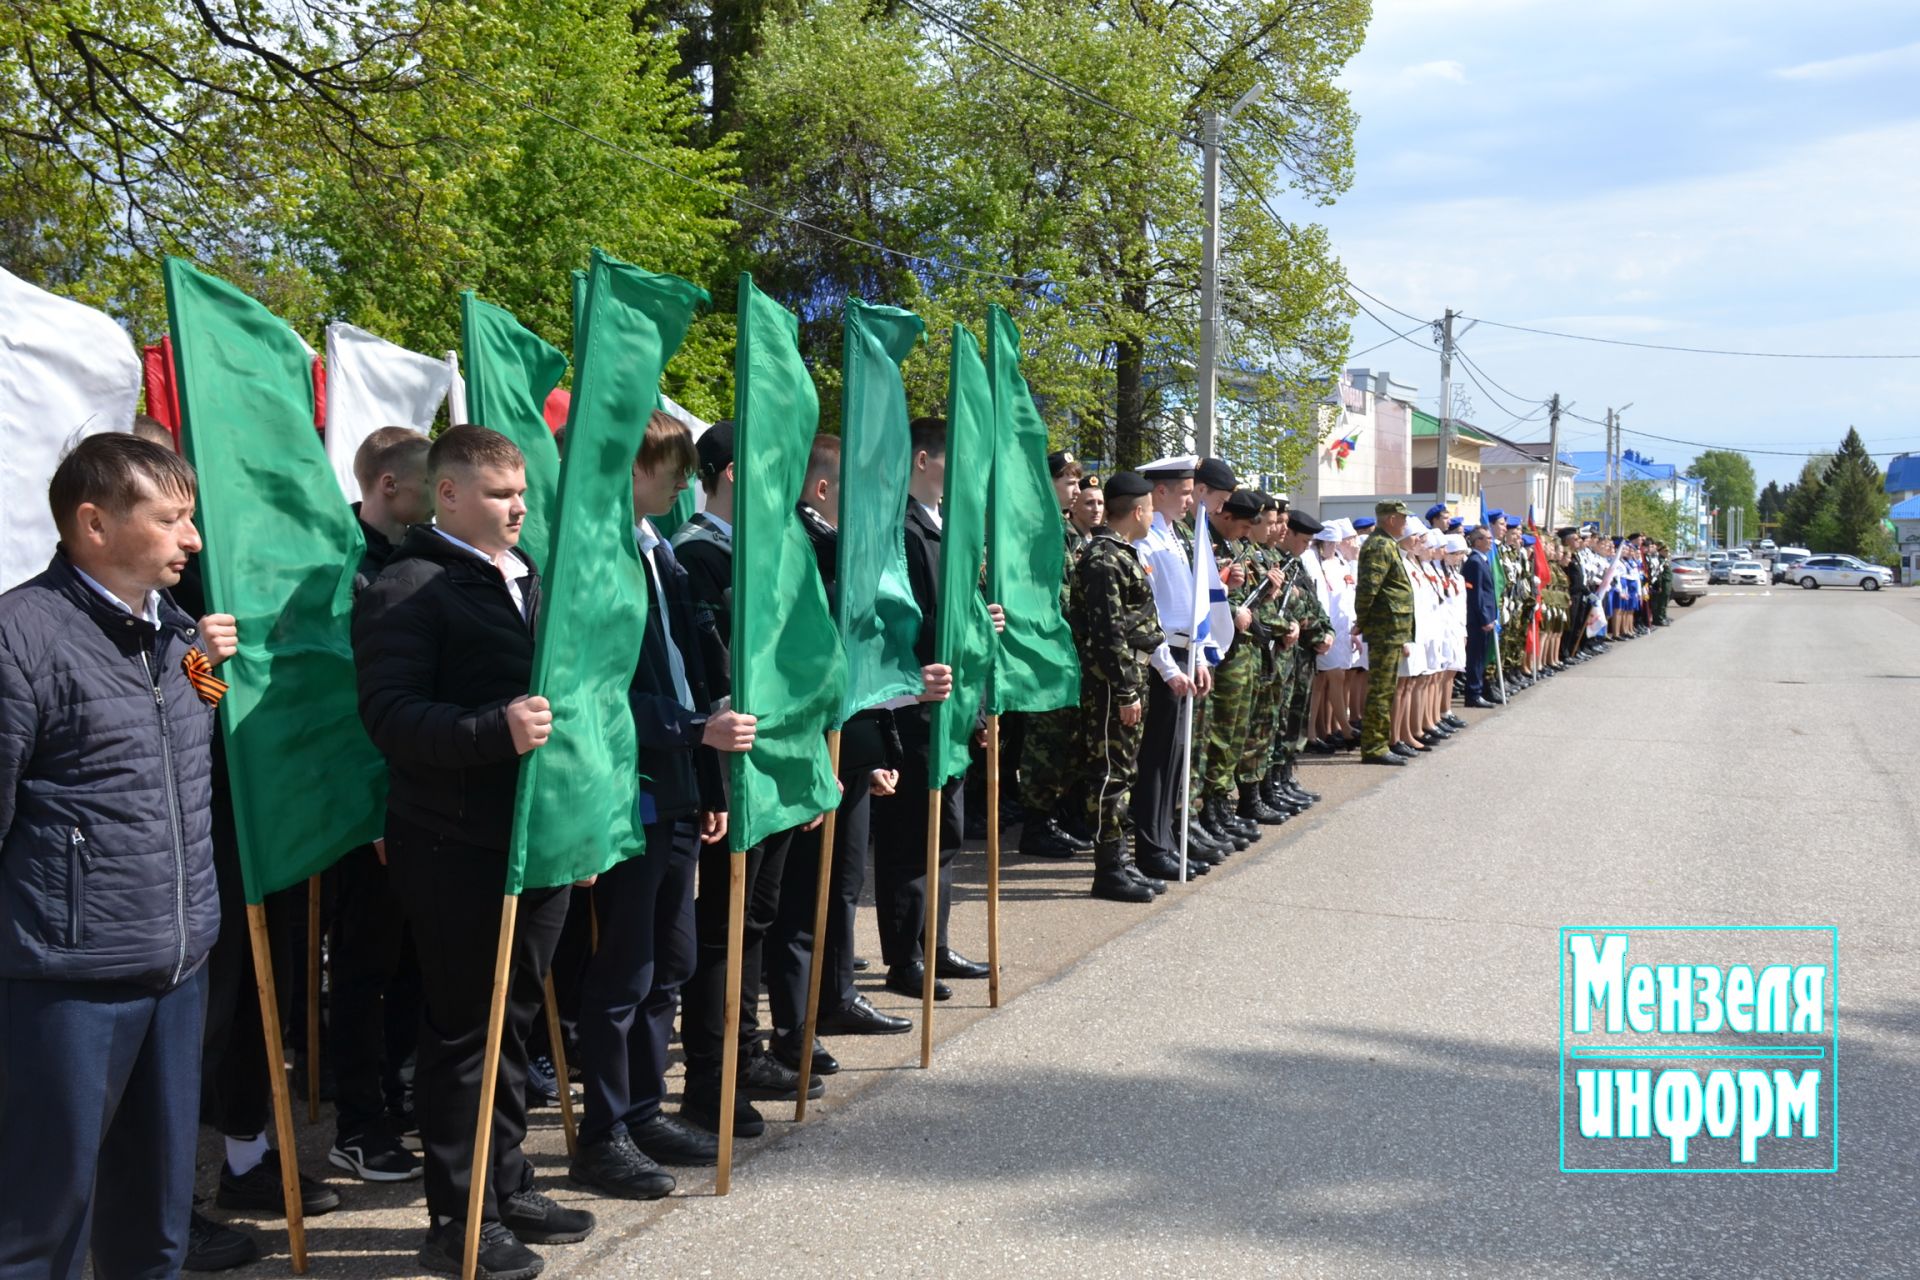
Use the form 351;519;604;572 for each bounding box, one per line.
1605;408;1616;536
1546;393;1562;527
1194;84;1265;461
1197;109;1221;459
1436;308;1455;508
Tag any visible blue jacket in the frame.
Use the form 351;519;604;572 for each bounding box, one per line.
0;554;220;989
1464;550;1499;631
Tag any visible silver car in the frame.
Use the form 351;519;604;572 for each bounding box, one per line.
1794;554;1893;591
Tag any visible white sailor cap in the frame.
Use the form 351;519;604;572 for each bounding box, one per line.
1138;453;1198;479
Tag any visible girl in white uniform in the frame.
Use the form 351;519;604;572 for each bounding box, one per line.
1308;521;1357;749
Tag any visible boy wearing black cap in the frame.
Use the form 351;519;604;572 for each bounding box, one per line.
1019;449;1094;859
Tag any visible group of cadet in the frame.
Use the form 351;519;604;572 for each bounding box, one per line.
1010;454;1680;903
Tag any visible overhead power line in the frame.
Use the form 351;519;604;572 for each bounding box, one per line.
1459;314;1920;361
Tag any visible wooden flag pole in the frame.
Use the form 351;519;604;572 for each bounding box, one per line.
462;894;520;1280
244;903;308;1274
715;856;747;1195
795;731;843;1123
305;875;321;1123
542;973;577;1157
984;715;1001;1009
920;788;940;1069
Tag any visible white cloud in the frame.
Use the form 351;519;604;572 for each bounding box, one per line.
1403;58;1468;83
1772;40;1920;81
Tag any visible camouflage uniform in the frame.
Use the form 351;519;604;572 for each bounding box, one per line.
1354;527;1414;757
1020;517;1085;817
1237;542;1288;786
1068;527;1163;854
1202;529;1259;801
1271;550;1332;772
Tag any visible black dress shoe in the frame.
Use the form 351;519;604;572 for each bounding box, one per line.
740;1050;825;1101
773;1037;840;1076
884;962;952;1002
417;1220;541;1280
852;956;870;972
1443;715;1467;729
1363;752;1408;766
817;993;912;1035
1464;695;1494;708
1183;836;1224;865
187;1211;260;1272
1136;850;1198;880
1126;864;1168;895
217;1157;341;1216
935;949;990;980
680;1084;766;1138
502;1187;595;1245
627;1112;719;1166
1305;737;1337;755
569;1130;676;1201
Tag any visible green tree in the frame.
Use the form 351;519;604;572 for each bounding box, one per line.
1776;455;1831;547
1809;427;1893;562
1687;449;1758;541
1619;480;1683;549
1758;479;1786;527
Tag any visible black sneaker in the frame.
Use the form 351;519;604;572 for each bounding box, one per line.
681;1084;766;1138
330;1120;423;1182
418;1220;542;1280
739;1051;825;1102
216;1157;342;1216
390;1101;422;1151
525;1055;562;1108
569;1129;676;1201
185;1211;259;1272
501;1187;596;1244
627;1112;719;1167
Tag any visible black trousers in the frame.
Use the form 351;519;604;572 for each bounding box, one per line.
327;843;418;1136
0;967;208;1280
1130;656;1189;862
576;818;699;1146
682;828;791;1082
767;772;872;1049
384;813;570;1225
1464;626;1490;699
870;709;962;970
528;887;594;1065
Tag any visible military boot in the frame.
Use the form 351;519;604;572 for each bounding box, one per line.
1202;798;1251;849
1284;764;1322;805
1237;784;1289;826
1262;770;1305;814
1212;796;1259;844
1091;844;1156;903
1186;818;1230;860
1018;816;1080;859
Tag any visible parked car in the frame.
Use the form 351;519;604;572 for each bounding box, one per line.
1758;538;1777;553
1727;559;1769;586
1770;548;1811;583
1795;554;1893;591
1670;559;1708;605
1708;554;1731;584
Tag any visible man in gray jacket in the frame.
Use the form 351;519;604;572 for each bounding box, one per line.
0;433;236;1280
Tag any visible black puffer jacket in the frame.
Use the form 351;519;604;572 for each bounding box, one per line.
0;554;220;989
352;526;540;851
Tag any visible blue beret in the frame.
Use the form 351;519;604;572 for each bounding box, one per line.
1425;503;1449;521
1485;508;1507;523
1353;516;1377;530
1521;534;1537;546
1447;516;1464;530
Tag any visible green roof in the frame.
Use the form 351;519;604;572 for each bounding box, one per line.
1410;409;1495;446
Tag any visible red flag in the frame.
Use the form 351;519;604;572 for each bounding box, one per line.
142;338;182;439
312;354;327;432
543;386;571;433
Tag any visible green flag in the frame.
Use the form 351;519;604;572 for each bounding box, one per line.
986;304;1079;714
836;297;927;724
929;324;999;789
460;292;565;569
730;275;846;851
505;251;707;893
163;258;384;903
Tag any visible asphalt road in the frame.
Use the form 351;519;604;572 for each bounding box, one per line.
208;586;1920;1278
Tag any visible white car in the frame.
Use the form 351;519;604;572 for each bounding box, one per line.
1795;554;1893;591
1726;560;1769;586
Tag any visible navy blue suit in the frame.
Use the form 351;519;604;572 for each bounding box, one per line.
1463;550;1499;699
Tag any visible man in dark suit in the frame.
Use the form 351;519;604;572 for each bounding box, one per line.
867;418;995;1002
1462;525;1500;708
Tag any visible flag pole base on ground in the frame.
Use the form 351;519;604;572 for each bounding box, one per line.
245;902;307;1274
462;894;519;1280
985;715;1001;1009
305;875;321;1124
796;731;843;1123
543;972;577;1157
920;788;940;1069
715;857;746;1195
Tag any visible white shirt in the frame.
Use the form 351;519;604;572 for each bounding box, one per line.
72;564;162;627
636;521;695;712
434;527;530;616
1133;511;1206;683
914;499;943;532
699;512;734;540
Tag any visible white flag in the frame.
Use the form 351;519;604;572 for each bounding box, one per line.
445;350;467;425
659;393;711;516
323;322;456;502
0;267;141;593
1191;504;1236;666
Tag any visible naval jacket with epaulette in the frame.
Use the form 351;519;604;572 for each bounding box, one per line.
1068;528;1161;703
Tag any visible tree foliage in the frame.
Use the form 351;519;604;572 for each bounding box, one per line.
1807;428;1891;562
1686;449;1758;538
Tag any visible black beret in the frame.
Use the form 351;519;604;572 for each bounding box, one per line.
696;419;735;476
1104;470;1151;498
1194;457;1238;490
1047;449;1077;478
1221;488;1262;518
1556;526;1578;538
1287;509;1324;535
1079;473;1102;490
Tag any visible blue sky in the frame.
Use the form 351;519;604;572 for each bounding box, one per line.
1310;0;1920;487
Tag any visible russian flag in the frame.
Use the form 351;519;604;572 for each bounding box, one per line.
1191;504;1236;666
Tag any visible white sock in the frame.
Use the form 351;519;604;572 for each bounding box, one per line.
225;1132;269;1176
